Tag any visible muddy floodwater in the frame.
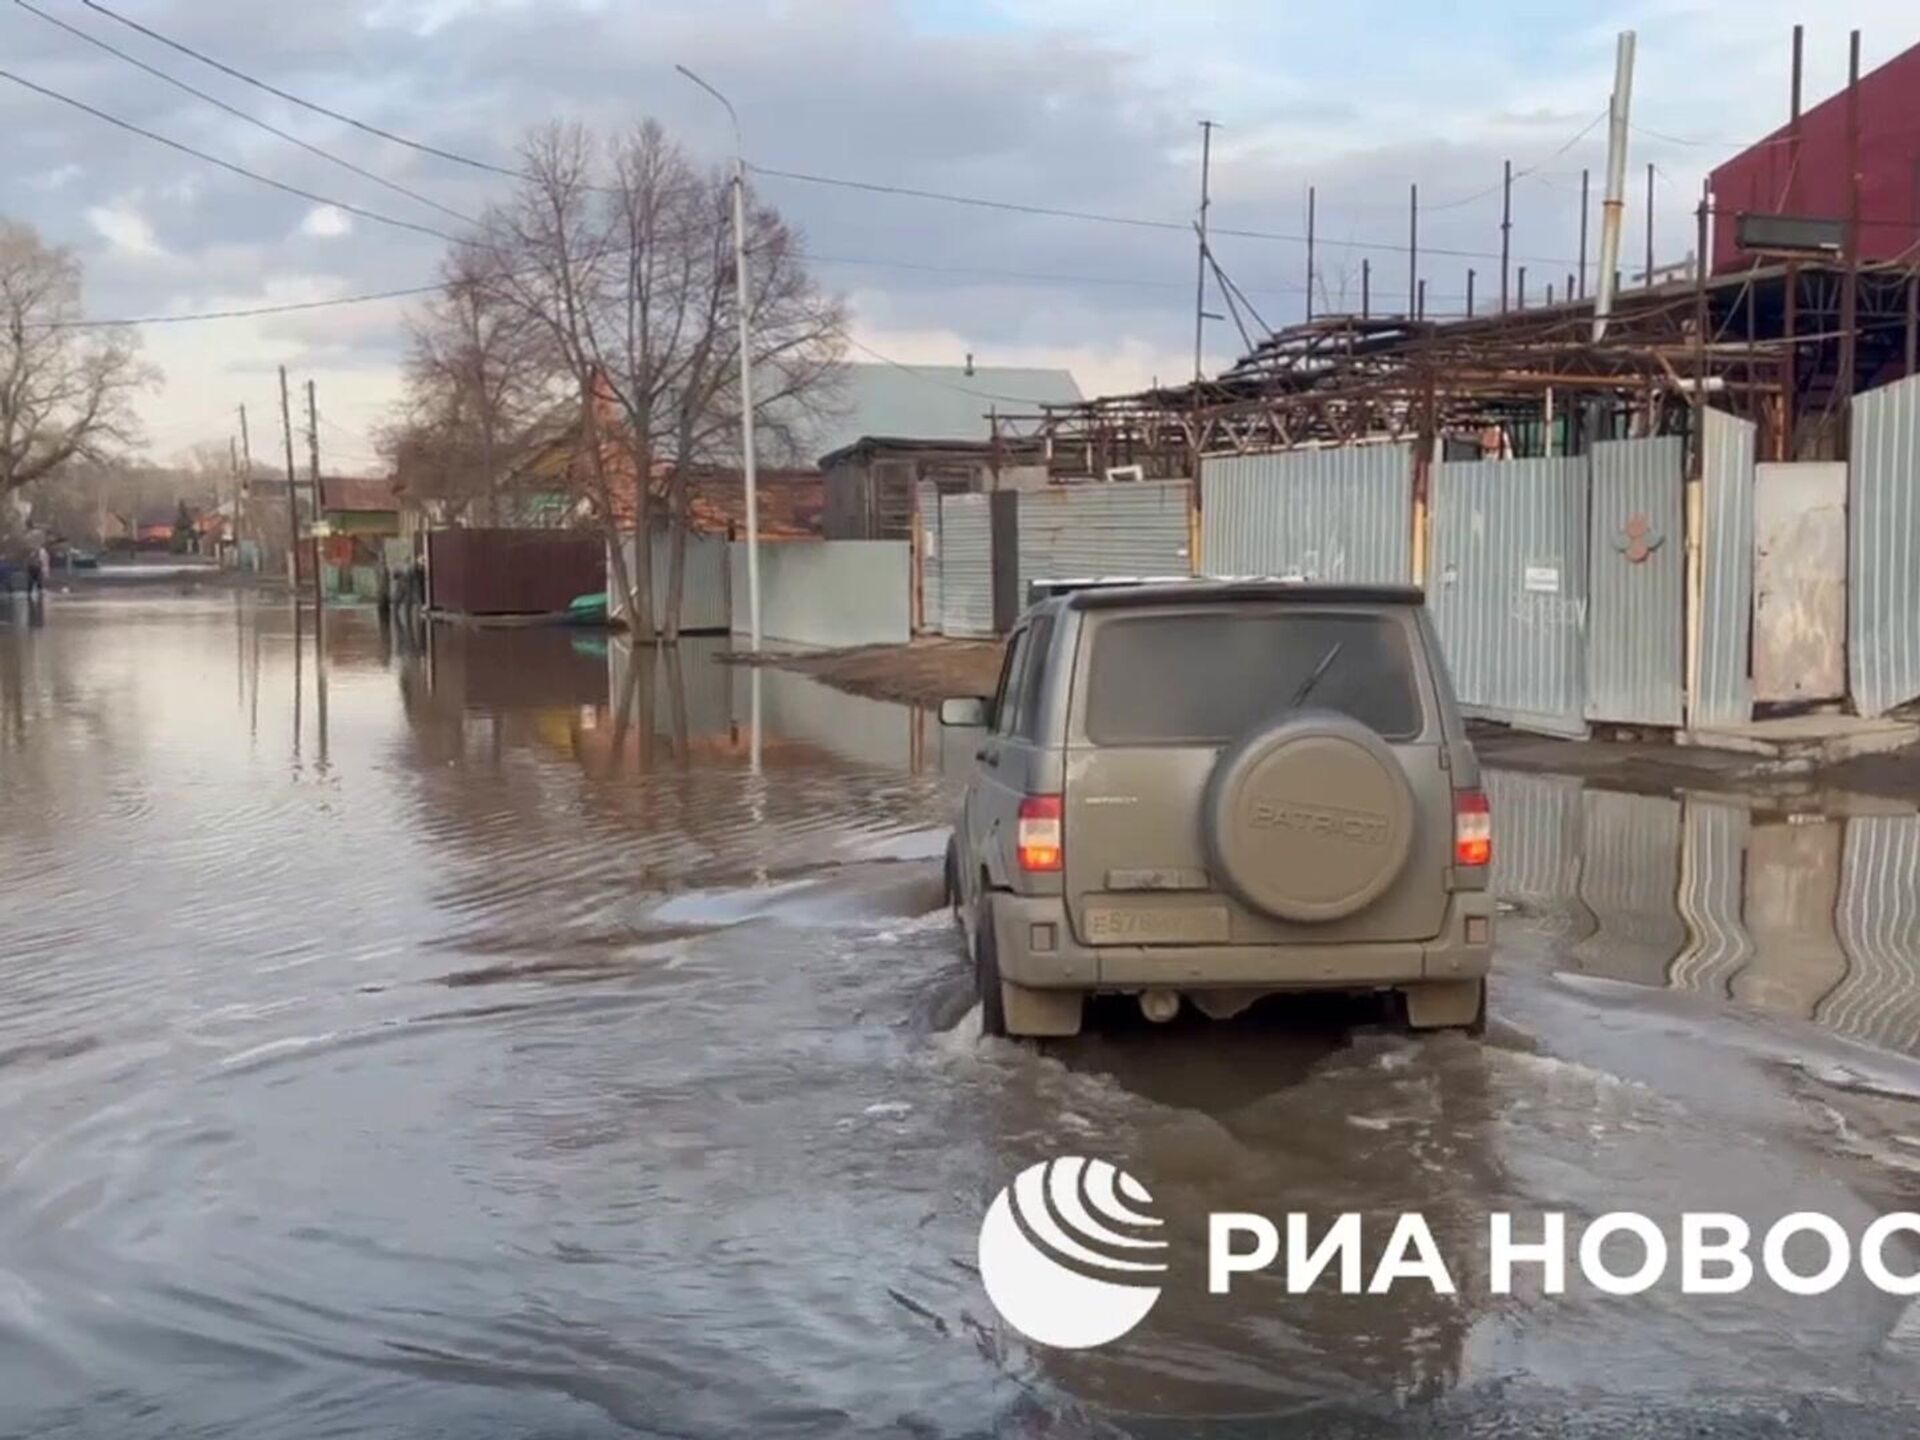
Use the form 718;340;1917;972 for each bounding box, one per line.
7;593;1920;1437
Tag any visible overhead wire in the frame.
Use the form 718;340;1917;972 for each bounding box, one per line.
78;0;528;184
11;0;478;226
0;68;461;243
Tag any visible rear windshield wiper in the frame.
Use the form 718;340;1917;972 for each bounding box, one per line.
1287;642;1345;710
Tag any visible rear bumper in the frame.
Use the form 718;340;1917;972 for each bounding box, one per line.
991;890;1493;991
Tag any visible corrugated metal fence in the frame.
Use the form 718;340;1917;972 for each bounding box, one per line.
1429;456;1590;735
611;533;732;633
1694;408;1757;728
1850;374;1920;717
1017;480;1192;598
938;494;995;638
917;481;942;633
1198;444;1413;582
1586;436;1685;726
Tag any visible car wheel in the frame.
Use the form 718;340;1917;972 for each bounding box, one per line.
974;899;1008;1039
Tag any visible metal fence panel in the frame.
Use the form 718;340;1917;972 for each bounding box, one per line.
1198;445;1413;582
1850;375;1920;717
1016;481;1192;600
1429;456;1589;735
939;494;995;639
1694;408;1756;728
611;534;732;633
1751;463;1847;702
729;541;910;648
429;528;603;615
1586;436;1684;726
917;481;942;633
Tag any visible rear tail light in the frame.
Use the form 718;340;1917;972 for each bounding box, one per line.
1017;794;1064;872
1454;789;1492;868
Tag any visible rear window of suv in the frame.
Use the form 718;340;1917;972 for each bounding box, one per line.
1081;609;1425;744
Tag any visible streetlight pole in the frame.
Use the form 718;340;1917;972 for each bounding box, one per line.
677;63;761;653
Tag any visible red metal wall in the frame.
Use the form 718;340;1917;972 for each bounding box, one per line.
427;528;605;616
1709;41;1920;273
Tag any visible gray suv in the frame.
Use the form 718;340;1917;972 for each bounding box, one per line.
940;580;1492;1039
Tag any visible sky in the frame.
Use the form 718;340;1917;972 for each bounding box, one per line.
4;0;1918;477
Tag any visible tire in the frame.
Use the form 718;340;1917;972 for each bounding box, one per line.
974;899;1008;1039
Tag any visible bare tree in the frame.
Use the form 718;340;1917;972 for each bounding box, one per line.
0;219;154;498
389;242;549;526
462;120;843;640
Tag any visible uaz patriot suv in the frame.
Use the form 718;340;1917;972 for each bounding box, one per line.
940;580;1492;1039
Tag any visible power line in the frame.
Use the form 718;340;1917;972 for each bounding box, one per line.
750;163;1580;267
11;0;476;226
79;0;527;184
62;0;1583;268
40;283;446;330
0;68;460;244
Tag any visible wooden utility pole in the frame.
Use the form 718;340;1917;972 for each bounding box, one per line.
237;403;253;564
228;435;240;565
278;367;300;600
305;379;324;617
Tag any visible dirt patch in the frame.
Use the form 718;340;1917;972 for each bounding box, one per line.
752;638;1004;709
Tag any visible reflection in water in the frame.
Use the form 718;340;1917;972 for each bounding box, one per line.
9;598;1920;1435
1490;770;1920;1053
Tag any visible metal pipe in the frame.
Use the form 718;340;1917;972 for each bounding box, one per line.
1593;29;1637;341
1518;265;1527;308
1466;268;1475;318
1305;185;1316;322
1838;30;1861;459
1408;182;1418;317
1579;169;1590;296
1192;119;1216;381
1789;25;1804;212
1645;162;1655;285
1907;270;1918;377
678;65;762;653
1500;159;1512;312
1417;277;1426;321
1361;258;1370;319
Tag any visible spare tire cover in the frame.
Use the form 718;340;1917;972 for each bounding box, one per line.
1203;712;1416;924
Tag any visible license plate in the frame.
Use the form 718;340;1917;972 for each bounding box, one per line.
1083;905;1230;944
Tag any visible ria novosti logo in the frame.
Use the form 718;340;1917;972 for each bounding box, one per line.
977;1156;1167;1349
979;1154;1920;1351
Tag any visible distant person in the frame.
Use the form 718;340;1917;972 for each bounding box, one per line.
25;544;48;601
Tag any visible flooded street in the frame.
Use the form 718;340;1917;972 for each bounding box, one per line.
6;592;1920;1437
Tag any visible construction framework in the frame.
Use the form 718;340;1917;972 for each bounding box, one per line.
991;257;1920;479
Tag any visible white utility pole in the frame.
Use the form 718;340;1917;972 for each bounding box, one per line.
1592;30;1637;342
677;64;762;652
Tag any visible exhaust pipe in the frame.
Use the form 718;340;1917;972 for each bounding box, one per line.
1139;989;1181;1024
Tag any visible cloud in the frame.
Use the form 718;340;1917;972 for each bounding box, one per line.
3;0;1916;469
299;206;355;239
30;163;82;192
86;204;165;258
